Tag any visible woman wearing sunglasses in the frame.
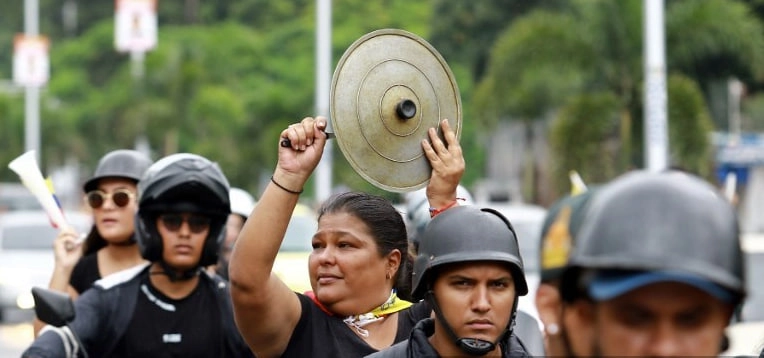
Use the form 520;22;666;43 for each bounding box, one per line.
34;149;153;336
25;153;254;357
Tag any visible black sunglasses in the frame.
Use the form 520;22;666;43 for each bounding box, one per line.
86;189;135;209
159;214;211;234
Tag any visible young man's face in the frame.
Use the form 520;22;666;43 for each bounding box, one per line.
156;212;211;271
571;282;733;357
430;261;517;352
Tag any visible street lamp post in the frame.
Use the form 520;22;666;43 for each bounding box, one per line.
315;0;333;203
644;0;669;172
24;0;41;162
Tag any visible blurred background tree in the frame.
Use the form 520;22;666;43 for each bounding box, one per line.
474;0;764;200
1;0;763;206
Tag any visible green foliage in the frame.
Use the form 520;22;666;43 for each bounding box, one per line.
4;0;764;197
141;22;316;189
474;10;595;123
226;0;310;28
0;1;25;79
429;0;570;80
1;0;439;194
0;93;25;181
332;0;431;42
577;0;643;97
666;74;714;177
668;0;764;82
478;0;763;197
549;92;621;193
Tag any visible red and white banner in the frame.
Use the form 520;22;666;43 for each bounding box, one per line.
114;0;157;53
13;35;50;88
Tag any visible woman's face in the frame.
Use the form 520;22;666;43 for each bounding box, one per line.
89;178;138;244
156;212;210;271
309;211;400;316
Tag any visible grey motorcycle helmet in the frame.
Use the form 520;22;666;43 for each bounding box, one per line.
83;149;153;192
560;170;745;304
413;205;528;299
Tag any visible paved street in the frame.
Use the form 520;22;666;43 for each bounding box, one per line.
0;309;34;357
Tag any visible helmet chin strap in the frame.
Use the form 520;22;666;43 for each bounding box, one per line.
154;260;201;282
425;291;517;356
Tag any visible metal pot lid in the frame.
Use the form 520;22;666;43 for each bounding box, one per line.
330;28;462;193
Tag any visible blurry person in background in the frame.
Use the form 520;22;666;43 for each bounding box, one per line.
33;149;152;336
24;153;254;357
210;187;257;280
558;170;745;357
367;205;531;358
402;184;473;252
534;189;597;356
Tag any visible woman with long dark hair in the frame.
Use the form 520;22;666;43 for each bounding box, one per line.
230;116;465;357
33;149;152;335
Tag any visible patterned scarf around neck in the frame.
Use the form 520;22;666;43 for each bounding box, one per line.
342;290;412;337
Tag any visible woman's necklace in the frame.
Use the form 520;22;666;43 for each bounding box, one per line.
343;290;412;337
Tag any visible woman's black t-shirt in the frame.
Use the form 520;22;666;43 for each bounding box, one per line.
280;293;430;358
69;253;101;294
111;274;222;358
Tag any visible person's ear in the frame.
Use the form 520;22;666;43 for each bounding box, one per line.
567;299;594;326
387;249;402;277
562;299;596;357
536;283;565;355
536;283;563;335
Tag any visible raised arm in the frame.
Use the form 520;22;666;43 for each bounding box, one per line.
229;116;328;358
422;118;465;213
33;228;83;336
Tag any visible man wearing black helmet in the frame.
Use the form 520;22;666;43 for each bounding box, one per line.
534;189;597;356
23;153;254;358
558;170;745;356
368;205;531;358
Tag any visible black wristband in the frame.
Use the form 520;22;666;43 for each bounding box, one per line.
271;176;303;195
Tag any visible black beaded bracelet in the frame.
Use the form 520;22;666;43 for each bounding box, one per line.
270;176;303;195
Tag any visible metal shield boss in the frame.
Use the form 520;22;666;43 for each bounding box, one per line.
330;29;462;192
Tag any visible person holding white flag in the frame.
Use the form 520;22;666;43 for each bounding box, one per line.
8;150;68;228
33;149;152;336
24;152;254;358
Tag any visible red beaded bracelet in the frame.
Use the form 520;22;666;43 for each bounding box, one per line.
429;198;464;218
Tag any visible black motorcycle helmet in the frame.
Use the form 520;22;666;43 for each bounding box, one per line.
560;170;745;305
538;189;597;283
413;205;527;356
83;149;153;192
135;153;231;269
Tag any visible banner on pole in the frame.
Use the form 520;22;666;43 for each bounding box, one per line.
114;0;157;53
12;35;50;88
